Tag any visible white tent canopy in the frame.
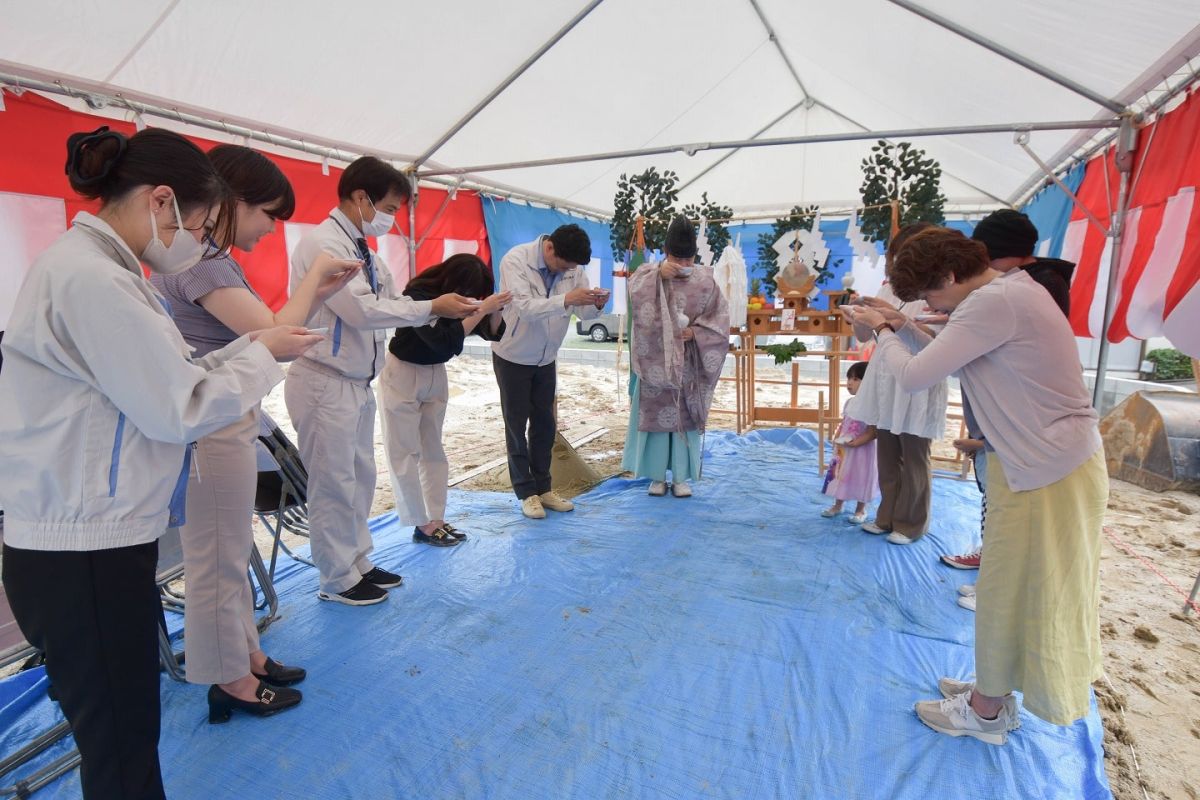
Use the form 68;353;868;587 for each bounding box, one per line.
2;0;1200;217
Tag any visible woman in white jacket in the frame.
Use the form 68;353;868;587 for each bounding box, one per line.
0;127;320;800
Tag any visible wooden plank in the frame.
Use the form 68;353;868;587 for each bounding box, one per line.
753;406;820;423
447;428;609;487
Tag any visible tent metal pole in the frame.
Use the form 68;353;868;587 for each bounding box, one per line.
415;181;461;250
884;0;1125;115
417;119;1122;177
407;180;419;282
0;66;420;162
677;100;806;192
410;0;605;168
1091;117;1137;410
0;68;611;220
1010;63;1200;207
1016;135;1108;235
746;0;809;99
811;99;1011;206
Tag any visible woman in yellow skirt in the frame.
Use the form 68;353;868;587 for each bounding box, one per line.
845;226;1108;745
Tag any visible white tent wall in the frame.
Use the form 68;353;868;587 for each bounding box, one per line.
3;0;1200;399
3;0;1199;215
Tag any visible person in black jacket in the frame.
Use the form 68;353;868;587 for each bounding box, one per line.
380;254;511;545
971;209;1075;316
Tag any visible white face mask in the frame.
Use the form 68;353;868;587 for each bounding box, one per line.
359;197;395;237
143;192;205;275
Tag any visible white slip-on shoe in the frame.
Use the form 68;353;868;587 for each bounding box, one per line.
957;584;977;597
648;481;668;497
521;496;546;519
887;532;916;545
861;521;889;535
671;481;692;498
957;594;977;612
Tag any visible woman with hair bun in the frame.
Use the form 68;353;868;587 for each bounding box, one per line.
0;127;322;799
622;215;730;498
151;144;361;723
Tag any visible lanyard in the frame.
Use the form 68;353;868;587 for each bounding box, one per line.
330;215;379;294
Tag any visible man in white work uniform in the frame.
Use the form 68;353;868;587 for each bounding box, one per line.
492;225;606;519
285;157;476;605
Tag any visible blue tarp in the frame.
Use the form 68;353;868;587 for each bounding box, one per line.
1019;162;1088;259
0;429;1110;799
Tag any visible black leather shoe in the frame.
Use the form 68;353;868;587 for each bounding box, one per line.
440;523;467;541
361;566;403;588
413;526;460;547
207;681;301;724
251;657;306;687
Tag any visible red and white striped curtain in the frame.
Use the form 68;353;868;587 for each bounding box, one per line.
1062;89;1200;358
0;90;492;329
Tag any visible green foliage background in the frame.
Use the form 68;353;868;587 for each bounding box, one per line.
859;140;946;245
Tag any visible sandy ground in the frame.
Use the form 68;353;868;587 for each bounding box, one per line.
258;354;1200;799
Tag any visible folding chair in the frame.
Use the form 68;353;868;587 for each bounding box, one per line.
254;412;315;581
156;527;187;683
0;513;82;796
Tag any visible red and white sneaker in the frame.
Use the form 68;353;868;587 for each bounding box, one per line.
940;548;982;570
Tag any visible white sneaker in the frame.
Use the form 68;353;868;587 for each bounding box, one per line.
648;481;668;496
538;491;574;512
521;496;546;519
671;481;692;498
957;594;977;612
957;584;976;597
914;691;1009;745
886;532;916;545
937;678;1021;730
861;521;889;535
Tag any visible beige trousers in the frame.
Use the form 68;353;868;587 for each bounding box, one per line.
283;359;377;595
379;354;450;527
180;408;260;685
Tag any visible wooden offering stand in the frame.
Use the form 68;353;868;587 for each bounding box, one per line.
727;291;855;472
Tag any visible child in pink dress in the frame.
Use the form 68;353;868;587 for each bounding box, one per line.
822;361;878;524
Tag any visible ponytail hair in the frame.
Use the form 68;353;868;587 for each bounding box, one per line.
64;126;236;250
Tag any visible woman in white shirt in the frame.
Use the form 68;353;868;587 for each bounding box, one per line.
849;223;948;545
846;227;1106;746
0;127;320;799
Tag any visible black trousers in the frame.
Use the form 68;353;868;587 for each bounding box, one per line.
492;353;556;499
2;541;166;800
